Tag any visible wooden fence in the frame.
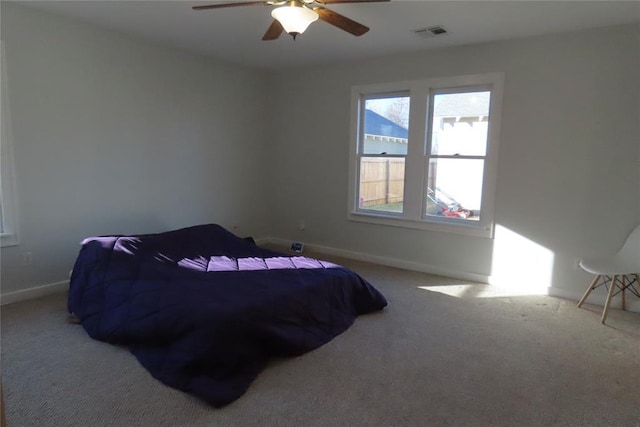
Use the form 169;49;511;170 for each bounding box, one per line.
359;158;405;207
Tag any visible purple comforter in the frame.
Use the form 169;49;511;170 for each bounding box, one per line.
68;224;387;406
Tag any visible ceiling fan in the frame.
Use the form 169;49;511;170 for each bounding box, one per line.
192;0;390;40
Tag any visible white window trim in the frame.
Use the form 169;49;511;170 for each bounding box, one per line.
1;40;20;247
347;72;504;239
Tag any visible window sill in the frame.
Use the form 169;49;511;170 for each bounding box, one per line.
1;232;19;247
348;211;494;238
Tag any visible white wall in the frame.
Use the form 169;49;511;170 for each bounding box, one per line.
1;2;638;302
0;3;271;295
268;23;640;296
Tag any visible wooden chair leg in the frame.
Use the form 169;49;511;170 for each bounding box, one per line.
577;274;601;308
621;275;626;311
1;381;5;427
601;275;619;324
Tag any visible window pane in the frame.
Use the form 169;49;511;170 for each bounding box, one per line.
363;97;410;155
359;157;405;214
431;91;490;156
425;158;484;220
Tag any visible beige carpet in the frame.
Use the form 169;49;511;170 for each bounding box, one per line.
2;256;639;426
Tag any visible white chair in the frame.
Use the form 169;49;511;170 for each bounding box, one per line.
577;224;640;324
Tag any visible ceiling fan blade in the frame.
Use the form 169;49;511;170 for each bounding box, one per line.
318;0;389;3
315;7;369;36
262;19;284;40
192;1;267;11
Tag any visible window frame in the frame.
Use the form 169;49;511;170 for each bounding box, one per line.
348;73;504;238
1;40;20;247
356;91;410;217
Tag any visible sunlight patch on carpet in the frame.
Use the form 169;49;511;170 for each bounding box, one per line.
418;283;549;299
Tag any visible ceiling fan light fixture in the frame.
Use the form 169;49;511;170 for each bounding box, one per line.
271;5;318;39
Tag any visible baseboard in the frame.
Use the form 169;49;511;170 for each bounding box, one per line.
548;286;640;313
0;280;68;306
257;237;489;283
258;237;640;313
4;243;638;314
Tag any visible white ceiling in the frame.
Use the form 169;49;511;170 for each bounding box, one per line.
17;0;640;71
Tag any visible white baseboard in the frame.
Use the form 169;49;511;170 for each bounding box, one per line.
258;237;640;313
548;286;640;313
4;242;638;314
0;280;68;306
258;237;489;283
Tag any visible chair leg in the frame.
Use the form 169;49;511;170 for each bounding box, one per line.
577;275;601;308
621;275;626;311
601;275;619;324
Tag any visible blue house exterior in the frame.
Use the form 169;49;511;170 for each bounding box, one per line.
363;109;408;155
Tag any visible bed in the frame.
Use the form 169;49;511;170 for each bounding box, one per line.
68;224;387;406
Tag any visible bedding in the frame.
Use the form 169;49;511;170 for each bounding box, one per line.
68;224;387;406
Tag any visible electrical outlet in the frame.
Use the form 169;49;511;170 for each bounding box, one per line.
572;258;581;270
22;252;32;266
290;242;304;253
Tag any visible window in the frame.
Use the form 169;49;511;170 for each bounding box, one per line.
1;41;19;247
357;94;410;215
348;73;504;238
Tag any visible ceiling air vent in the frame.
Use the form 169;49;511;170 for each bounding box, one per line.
413;26;448;38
